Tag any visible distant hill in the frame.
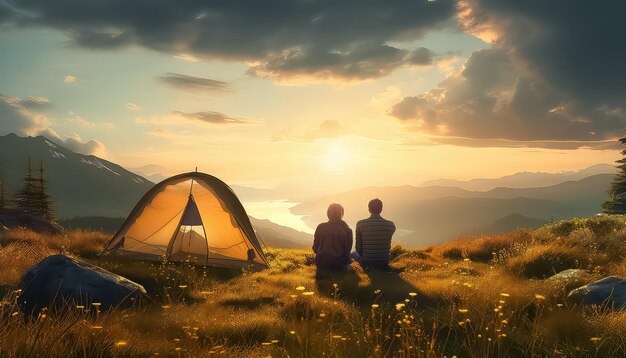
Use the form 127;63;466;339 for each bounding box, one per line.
0;133;153;219
249;217;312;248
474;213;550;235
422;163;615;191
292;174;612;247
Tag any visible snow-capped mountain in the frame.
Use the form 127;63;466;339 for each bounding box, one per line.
0;133;153;218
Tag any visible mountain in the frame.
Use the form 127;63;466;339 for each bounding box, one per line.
249;217;312;248
422;163;616;191
128;164;170;183
474;213;550;235
0;134;153;219
292;174;612;247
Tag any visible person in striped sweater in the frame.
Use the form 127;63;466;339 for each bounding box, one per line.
351;198;396;269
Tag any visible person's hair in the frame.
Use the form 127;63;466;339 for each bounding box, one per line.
327;203;344;221
368;198;383;214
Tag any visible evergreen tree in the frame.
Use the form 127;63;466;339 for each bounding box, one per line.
603;137;626;214
0;170;5;212
14;158;40;216
35;160;55;221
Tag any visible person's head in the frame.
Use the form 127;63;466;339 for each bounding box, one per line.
368;198;383;215
327;203;344;221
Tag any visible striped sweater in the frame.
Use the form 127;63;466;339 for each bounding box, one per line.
355;214;396;263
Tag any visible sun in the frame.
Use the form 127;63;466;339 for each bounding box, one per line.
321;142;350;172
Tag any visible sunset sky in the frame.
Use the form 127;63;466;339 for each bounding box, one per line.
1;0;623;194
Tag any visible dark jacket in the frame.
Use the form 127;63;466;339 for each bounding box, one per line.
313;220;353;269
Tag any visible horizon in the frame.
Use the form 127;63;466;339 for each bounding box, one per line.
0;131;618;192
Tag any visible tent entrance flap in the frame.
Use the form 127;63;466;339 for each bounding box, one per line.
166;194;210;263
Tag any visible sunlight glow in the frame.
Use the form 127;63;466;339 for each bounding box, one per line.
321;142;350;172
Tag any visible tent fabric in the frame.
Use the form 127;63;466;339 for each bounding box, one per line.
102;172;269;269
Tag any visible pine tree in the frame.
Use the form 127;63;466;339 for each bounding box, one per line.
14;158;40;216
603;137;626;214
35;160;55;221
0;170;6;213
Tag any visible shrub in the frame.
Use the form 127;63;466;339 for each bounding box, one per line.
546;216;625;239
584;216;624;237
465;231;532;263
442;247;463;261
508;244;588;279
390;244;408;260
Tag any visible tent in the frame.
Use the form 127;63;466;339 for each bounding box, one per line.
102;172;269;269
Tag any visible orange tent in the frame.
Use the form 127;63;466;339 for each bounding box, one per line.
102;172;269;269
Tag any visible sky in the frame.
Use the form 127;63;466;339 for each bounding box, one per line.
0;0;624;195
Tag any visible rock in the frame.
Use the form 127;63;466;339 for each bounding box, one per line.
567;277;626;309
18;254;147;316
546;269;592;291
0;212;64;234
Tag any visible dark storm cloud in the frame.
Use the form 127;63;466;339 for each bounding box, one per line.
0;2;16;24
8;0;456;80
158;73;229;92
389;1;626;149
460;0;626;107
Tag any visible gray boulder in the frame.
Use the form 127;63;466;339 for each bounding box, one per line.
547;269;592;291
19;254;147;316
567;277;626;309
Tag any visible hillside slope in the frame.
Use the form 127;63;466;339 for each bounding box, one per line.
0;134;152;218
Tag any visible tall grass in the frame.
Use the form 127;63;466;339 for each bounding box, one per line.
1;216;626;357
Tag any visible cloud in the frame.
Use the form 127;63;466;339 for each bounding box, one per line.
158;73;229;92
8;0;456;81
388;1;626;149
67;112;96;127
0;93;109;156
0;3;18;25
126;102;142;111
0;94;51;136
64;75;77;84
248;44;437;82
173;54;200;63
136;110;248;126
15;96;52;111
60;133;107;156
458;0;626;107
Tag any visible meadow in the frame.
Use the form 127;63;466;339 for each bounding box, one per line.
1;216;626;357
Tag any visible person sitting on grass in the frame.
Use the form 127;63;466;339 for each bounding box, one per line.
351;198;396;270
312;203;353;271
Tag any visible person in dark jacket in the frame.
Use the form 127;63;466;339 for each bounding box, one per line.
312;203;353;270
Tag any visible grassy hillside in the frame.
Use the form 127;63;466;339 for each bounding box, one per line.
1;216;626;357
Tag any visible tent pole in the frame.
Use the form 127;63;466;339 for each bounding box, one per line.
202;224;209;266
165;201;190;261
